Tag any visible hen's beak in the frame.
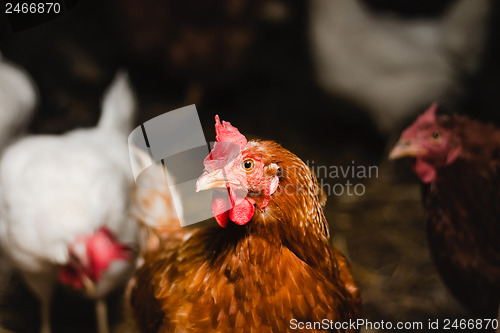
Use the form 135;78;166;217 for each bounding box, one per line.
196;169;231;192
389;141;426;159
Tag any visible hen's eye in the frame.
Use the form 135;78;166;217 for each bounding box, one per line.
432;132;441;139
242;159;255;171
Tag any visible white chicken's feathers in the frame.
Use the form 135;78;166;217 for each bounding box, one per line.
308;0;490;133
98;71;136;135
0;52;37;152
0;72;138;303
0;136;135;269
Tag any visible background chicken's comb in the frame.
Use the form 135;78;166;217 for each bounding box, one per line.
419;103;438;123
402;103;439;137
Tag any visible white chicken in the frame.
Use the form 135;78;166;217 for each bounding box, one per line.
308;0;491;133
0;52;37;152
0;72;139;333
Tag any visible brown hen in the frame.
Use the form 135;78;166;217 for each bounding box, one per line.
390;104;500;319
129;116;361;332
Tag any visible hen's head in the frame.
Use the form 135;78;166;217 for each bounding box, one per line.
59;227;132;293
196;116;280;227
389;103;462;183
196;116;330;265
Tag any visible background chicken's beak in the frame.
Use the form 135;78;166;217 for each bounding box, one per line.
196;169;229;192
389;141;425;159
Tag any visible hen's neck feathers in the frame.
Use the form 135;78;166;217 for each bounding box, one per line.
253;142;333;273
446;115;500;165
201;141;335;277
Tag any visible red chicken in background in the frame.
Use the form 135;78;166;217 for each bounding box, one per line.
129;116;361;332
390;104;500;320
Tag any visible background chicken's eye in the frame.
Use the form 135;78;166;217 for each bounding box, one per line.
242;159;254;171
432;132;441;139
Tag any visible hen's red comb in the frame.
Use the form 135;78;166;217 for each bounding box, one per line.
215;115;247;148
203;116;247;172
